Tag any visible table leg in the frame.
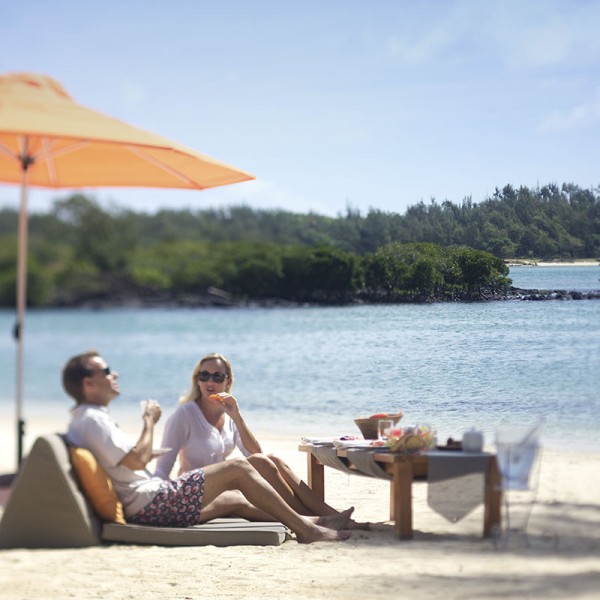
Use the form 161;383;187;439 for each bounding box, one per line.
391;459;413;539
306;452;325;501
484;456;502;537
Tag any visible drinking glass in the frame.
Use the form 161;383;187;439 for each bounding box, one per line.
378;419;394;441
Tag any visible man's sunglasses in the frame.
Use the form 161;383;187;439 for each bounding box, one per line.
86;366;111;377
197;370;228;383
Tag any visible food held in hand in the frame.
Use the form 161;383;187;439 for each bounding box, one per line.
208;392;228;403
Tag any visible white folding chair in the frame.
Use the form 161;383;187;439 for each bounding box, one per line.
494;420;544;548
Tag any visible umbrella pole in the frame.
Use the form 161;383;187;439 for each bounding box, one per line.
15;142;31;468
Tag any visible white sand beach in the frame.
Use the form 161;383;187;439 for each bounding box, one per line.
536;261;599;267
1;417;599;600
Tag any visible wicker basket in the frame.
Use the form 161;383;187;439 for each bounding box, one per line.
354;413;403;440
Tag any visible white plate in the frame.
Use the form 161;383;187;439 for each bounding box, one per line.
301;436;336;444
152;447;172;456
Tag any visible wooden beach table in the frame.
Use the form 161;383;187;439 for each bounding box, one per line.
299;443;502;540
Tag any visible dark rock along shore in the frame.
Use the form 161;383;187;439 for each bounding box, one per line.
72;285;600;309
504;287;600;301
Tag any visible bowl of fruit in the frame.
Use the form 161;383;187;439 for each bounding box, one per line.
354;412;404;439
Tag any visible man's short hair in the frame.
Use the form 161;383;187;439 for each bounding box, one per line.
62;350;99;403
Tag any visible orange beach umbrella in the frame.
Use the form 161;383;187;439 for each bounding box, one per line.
0;72;255;467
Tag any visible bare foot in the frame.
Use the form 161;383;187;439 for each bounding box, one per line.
313;508;370;531
315;507;354;531
296;524;352;544
347;519;371;531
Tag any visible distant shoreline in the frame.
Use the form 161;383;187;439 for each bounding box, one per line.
48;285;600;309
505;258;600;267
4;261;599;311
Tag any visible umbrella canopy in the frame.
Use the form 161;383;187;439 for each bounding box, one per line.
0;72;255;468
0;72;254;189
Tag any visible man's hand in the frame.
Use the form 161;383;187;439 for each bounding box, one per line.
142;399;161;423
119;400;161;470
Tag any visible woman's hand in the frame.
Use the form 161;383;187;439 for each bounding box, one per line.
207;392;260;452
215;393;240;417
217;393;262;454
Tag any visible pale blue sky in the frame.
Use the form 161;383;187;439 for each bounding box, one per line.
1;0;599;217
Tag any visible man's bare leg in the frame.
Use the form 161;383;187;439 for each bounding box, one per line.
200;459;350;543
199;490;275;523
200;490;355;531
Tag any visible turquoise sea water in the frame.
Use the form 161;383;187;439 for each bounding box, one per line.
1;266;599;454
508;263;600;291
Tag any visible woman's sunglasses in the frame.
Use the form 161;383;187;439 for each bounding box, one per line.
197;370;228;383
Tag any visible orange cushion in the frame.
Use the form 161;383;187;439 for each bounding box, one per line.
69;446;126;524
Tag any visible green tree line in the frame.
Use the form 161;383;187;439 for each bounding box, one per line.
2;181;598;306
0;192;516;307
4;181;596;256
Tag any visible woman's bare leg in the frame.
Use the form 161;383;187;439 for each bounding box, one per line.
262;454;338;515
247;454;316;515
248;454;369;529
200;458;350;543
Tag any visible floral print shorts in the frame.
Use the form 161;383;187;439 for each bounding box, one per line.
129;468;205;527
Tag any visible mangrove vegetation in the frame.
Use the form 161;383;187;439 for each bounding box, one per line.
0;182;598;307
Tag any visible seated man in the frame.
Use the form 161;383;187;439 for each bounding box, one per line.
62;350;351;544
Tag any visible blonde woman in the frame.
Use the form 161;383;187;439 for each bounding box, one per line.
156;353;366;527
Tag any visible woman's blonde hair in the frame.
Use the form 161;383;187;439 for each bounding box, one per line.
179;353;234;404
